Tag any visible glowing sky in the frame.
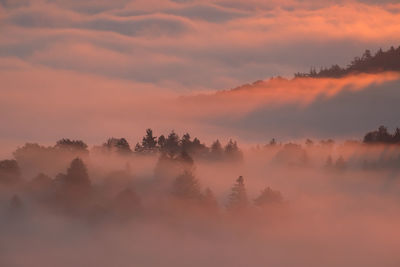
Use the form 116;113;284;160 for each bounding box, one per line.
1;0;400;155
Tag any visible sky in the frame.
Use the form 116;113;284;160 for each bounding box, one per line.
1;0;400;155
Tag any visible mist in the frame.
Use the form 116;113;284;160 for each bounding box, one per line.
1;132;400;267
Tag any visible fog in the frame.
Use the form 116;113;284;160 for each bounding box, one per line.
1;136;400;267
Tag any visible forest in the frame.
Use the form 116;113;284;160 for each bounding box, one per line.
1;125;400;223
295;45;400;78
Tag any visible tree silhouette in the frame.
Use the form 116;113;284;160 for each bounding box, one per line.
157;135;167;152
57;158;92;203
254;187;283;207
295;45;400;78
226;176;248;211
103;138;132;154
210;140;224;160
55;139;88;152
165;131;180;156
224;139;243;162
363;126;400;144
141;129;158;153
171;171;202;201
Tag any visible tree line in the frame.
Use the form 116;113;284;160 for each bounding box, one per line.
0;155;283;221
295;45;400;78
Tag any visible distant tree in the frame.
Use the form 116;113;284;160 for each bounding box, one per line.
13;143;54;175
305;139;314;146
65;158;91;189
191;138;208;155
103;138;132;154
254;187;283;207
165;131;180;156
181;133;192;152
157;135;167;151
171;171;202;201
134;142;144;153
55;139;88;152
226;176;248;211
0;159;21;185
320;139;335;147
177;150;194;166
141;129;158;153
224;139;243;162
268;138;277;146
363;126;395;144
210;140;224;160
28;173;53;198
295;46;400;78
275;143;308;166
393;128;400;143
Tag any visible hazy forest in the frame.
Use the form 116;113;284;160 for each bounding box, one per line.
2;125;400;266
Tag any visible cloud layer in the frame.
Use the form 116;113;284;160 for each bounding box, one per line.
1;0;400;89
1;0;400;156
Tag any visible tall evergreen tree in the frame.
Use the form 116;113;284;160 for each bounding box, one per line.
65;158;91;188
227;176;248;211
141;128;158;152
210;140;223;160
165;131;180;156
172;171;202;201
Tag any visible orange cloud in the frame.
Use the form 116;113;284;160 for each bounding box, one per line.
179;72;400;118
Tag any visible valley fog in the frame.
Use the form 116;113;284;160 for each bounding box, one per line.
1;133;400;267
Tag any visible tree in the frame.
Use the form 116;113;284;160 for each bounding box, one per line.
134;142;144;153
224;139;243;161
363;126;394;144
65;158;91;191
254;187;283;207
268;138;277;146
181;133;192;152
28;173;53;198
165;131;180;156
226;176;248;211
55;139;88;152
141;129;157;152
210;140;224;160
305;139;314;147
157;135;166;152
177;150;194;166
393;128;400;143
0;159;21;185
171;171;202;201
103;138;132;154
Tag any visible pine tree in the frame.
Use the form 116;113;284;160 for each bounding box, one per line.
254;187;283;206
227;176;248;211
172;171;202;201
210;139;224;160
141;128;157;152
